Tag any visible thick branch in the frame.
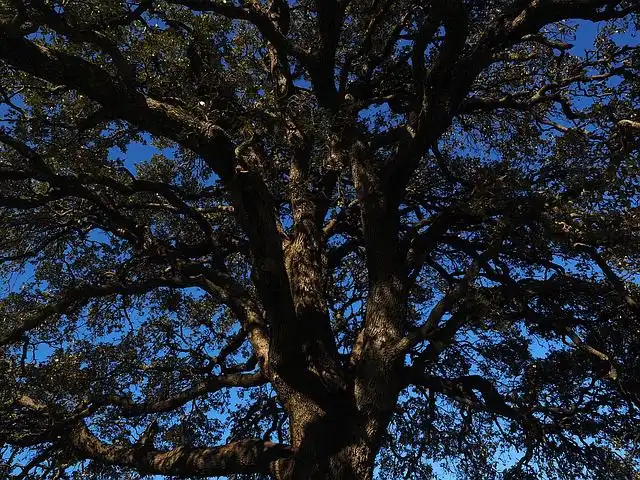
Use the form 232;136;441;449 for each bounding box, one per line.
0;32;236;174
68;422;292;477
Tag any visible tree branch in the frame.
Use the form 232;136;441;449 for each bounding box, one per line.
0;32;236;174
68;422;292;477
0;276;205;346
102;371;266;417
407;372;527;423
166;0;310;65
573;242;640;317
386;0;636;193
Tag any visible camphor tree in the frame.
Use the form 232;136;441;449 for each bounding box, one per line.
0;0;640;478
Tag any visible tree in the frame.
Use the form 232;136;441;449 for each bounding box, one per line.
0;0;639;478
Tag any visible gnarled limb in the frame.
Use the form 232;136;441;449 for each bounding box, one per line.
68;422;293;478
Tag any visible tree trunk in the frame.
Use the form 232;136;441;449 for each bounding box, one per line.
261;139;406;479
272;400;389;480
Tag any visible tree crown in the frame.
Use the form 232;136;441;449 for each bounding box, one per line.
1;1;639;479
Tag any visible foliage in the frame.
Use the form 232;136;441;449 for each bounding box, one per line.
1;0;640;479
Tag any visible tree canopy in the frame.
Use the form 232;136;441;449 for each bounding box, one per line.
1;1;640;479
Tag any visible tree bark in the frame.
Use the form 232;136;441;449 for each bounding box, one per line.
272;404;389;480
